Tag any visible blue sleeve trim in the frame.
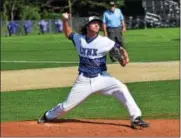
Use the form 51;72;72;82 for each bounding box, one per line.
114;43;120;48
68;32;77;47
68;32;75;40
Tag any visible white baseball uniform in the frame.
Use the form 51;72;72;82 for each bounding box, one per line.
45;33;141;121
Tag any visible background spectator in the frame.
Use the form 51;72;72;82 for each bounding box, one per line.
55;19;63;33
38;19;48;34
24;19;32;35
7;21;17;36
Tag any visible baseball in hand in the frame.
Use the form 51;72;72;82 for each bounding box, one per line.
62;13;69;20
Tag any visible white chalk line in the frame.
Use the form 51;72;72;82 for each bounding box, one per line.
1;60;79;64
1;60;179;64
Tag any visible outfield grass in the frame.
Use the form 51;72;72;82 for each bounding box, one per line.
1;28;180;70
1;80;179;122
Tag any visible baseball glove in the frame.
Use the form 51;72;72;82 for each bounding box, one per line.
109;47;129;67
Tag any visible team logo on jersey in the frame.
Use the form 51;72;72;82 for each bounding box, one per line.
80;47;98;56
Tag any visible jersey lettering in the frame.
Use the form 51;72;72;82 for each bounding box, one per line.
80;47;98;56
92;49;98;56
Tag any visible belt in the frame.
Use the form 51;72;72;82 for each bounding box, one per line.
79;72;102;78
107;26;121;29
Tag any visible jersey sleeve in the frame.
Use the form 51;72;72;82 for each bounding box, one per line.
119;9;124;21
102;12;107;24
68;32;81;47
103;37;116;52
114;42;121;48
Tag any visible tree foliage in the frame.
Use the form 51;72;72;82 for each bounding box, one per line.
2;0;22;20
72;0;124;16
1;0;125;20
19;5;41;20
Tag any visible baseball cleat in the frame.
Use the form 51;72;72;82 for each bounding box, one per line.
131;116;149;129
37;111;49;124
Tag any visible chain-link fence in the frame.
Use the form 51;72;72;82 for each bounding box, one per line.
1;15;180;37
1;19;64;37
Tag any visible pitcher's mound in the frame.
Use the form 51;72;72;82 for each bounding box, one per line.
1;119;180;137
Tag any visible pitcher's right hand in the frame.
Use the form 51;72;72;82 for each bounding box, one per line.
62;13;69;20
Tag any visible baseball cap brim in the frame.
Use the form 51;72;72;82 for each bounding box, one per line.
88;16;102;25
88;19;102;24
109;1;115;5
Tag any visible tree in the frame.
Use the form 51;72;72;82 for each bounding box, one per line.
19;5;41;20
115;0;124;7
71;0;104;16
1;0;125;20
2;0;24;21
1;0;8;20
72;0;124;16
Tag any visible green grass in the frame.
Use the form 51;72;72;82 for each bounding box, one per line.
1;80;179;122
1;28;180;70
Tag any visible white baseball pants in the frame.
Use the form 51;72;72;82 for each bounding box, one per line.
46;72;141;121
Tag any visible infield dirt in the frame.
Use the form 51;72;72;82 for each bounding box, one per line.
1;61;179;92
1;119;180;136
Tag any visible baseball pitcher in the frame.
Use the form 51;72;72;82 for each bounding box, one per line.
37;13;149;129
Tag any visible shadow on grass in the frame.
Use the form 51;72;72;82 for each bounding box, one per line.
171;38;180;41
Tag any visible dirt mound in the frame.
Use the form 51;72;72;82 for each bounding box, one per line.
1;119;180;136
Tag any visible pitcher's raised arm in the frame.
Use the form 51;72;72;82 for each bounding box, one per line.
62;13;72;38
